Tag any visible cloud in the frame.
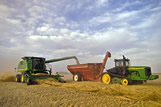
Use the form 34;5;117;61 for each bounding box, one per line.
0;4;15;18
111;1;141;12
89;8;141;27
96;0;109;7
0;0;161;73
24;27;139;58
5;18;21;24
132;11;161;30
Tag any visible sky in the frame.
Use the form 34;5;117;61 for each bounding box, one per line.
0;0;161;73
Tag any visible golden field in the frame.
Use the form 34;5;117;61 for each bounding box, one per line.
0;73;161;107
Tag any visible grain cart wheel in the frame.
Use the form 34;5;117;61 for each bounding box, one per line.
121;78;132;86
16;74;21;82
73;73;81;81
101;73;111;85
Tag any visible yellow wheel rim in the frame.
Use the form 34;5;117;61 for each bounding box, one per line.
122;78;128;86
102;73;111;85
21;75;24;82
16;77;17;82
74;75;78;81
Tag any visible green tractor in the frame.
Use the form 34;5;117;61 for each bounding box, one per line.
101;56;159;85
15;56;79;85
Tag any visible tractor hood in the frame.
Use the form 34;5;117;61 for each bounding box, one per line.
128;66;159;80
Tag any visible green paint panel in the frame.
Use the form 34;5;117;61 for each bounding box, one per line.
17;61;27;72
28;59;32;71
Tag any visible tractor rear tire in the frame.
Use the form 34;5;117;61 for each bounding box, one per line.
73;73;81;82
101;73;111;85
16;74;21;82
121;78;132;86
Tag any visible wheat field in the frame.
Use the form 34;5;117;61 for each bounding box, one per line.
0;73;161;107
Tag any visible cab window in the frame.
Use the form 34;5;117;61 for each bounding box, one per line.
33;59;44;69
115;60;130;67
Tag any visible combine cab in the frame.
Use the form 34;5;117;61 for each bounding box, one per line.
101;56;159;85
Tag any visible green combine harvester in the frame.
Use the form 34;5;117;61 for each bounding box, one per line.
101;56;159;85
15;56;79;85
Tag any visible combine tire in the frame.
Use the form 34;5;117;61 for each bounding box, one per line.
101;73;111;85
21;74;25;83
73;73;81;81
16;74;21;82
121;78;132;86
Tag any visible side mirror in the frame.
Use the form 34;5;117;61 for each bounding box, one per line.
15;68;17;72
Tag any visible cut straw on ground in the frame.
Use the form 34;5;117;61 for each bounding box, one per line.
0;73;15;82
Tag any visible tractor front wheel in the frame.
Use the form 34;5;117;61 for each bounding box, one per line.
101;73;111;85
73;73;81;82
121;78;132;86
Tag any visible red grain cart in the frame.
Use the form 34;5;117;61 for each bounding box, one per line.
67;51;111;81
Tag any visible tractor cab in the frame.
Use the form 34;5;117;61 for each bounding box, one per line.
114;58;130;67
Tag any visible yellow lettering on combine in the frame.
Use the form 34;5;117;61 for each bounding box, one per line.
18;69;27;71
